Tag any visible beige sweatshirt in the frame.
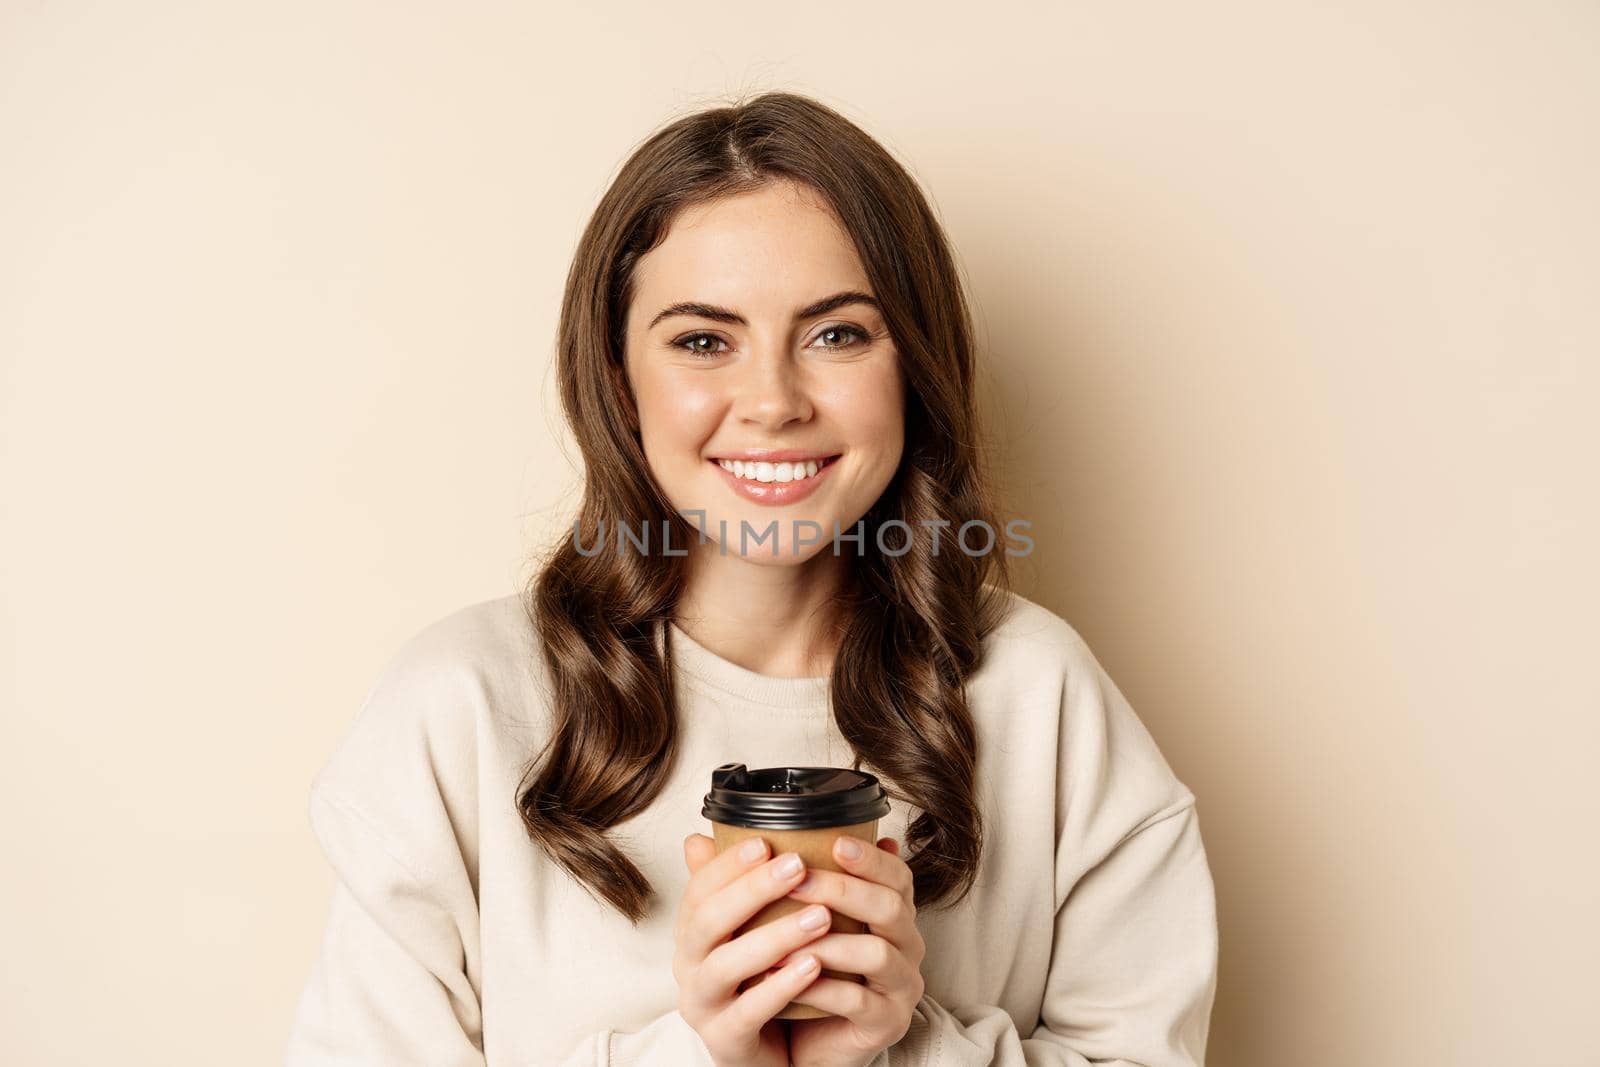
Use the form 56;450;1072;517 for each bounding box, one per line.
285;590;1217;1065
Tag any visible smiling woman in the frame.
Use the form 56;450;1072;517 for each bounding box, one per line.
287;92;1217;1067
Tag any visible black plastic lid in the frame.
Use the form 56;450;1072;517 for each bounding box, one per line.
701;763;891;830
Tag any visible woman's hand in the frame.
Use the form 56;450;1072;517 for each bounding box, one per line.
780;836;927;1067
676;833;836;1067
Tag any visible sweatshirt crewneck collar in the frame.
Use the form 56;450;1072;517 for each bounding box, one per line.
666;621;832;712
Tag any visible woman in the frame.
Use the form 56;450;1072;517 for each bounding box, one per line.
287;92;1217;1067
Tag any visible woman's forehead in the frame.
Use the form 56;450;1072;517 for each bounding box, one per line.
631;189;871;322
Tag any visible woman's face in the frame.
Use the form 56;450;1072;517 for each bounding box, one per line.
621;180;905;563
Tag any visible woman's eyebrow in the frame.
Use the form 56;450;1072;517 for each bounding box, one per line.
647;290;880;330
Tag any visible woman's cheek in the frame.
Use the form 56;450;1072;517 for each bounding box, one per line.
663;374;724;428
865;390;908;496
835;370;905;455
639;370;719;446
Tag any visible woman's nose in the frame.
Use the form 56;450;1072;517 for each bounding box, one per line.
733;348;813;429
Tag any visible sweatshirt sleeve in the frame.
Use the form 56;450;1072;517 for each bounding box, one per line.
877;634;1219;1066
285;617;723;1066
553;1012;718;1066
289;786;720;1067
285;787;488;1066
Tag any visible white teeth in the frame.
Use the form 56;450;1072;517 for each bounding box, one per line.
716;457;832;484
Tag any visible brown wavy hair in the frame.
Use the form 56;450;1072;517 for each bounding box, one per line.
517;91;1011;924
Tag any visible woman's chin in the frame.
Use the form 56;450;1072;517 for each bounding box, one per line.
699;535;839;567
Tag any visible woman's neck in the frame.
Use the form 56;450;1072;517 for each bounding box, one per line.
672;542;852;679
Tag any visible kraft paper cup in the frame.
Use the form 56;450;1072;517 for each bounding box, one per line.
702;763;893;1021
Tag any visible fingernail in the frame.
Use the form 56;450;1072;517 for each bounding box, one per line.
798;905;829;930
740;838;767;863
775;853;804;880
836;836;863;860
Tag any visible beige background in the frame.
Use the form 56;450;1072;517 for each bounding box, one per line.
2;2;1596;1064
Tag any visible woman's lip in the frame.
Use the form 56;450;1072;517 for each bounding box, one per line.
708;455;837;507
709;450;842;463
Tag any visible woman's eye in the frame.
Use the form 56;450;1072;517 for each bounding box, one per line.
674;333;727;358
812;325;867;350
672;326;867;357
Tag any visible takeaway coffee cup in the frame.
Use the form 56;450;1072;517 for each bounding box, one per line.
701;762;892;1021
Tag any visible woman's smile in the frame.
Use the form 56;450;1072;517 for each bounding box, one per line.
708;451;842;507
